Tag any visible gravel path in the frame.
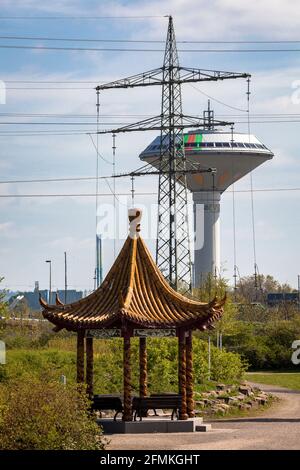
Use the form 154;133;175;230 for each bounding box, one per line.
107;382;300;450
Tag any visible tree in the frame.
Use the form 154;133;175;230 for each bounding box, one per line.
193;274;240;342
236;274;294;304
0;375;106;450
0;278;8;319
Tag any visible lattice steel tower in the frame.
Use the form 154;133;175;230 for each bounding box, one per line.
96;15;249;292
157;17;191;291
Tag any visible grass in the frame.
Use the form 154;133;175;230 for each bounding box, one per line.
246;372;300;390
208;397;277;421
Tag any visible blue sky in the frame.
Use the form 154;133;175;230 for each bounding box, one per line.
0;0;300;292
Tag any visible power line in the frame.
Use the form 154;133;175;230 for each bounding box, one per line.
0;112;144;116
0;176;115;184
1;111;300;118
2;35;300;44
0;121;129;125
0;131;91;136
0;16;166;20
5;35;300;44
5;87;95;90
190;83;247;112
5;81;102;84
1;44;300;53
0;119;299;136
0;188;300;197
0;192;154;198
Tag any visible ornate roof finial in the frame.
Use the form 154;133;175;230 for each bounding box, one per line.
128;208;142;239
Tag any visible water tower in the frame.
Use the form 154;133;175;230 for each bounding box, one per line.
139;104;274;287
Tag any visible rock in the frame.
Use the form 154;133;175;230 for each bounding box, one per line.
256;396;267;405
257;392;268;399
239;385;252;396
227;396;239;404
211;406;225;414
239;403;252;410
236;393;246;401
204;399;215;406
248;400;259;408
195;400;205;407
216;383;227;390
211;403;230;414
219;404;230;410
240;381;250;387
216;397;226;403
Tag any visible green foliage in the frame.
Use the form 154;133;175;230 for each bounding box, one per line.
193;338;246;383
0;336;246;393
193;273;300;371
222;318;300;370
0;349;76;384
0;277;8;319
246;372;300;390
236;273;295;304
0;375;106;450
1;323;54;350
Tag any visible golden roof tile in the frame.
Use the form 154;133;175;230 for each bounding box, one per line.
40;209;225;331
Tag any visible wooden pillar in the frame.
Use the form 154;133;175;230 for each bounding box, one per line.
139;337;148;398
178;329;188;420
86;336;94;398
76;330;85;384
123;335;133;421
186;331;195;418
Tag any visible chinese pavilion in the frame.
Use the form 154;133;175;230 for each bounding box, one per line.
40;209;225;421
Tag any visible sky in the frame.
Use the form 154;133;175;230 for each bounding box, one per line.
0;0;300;292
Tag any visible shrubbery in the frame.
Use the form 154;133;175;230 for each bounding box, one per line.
0;336;246;393
222;318;300;370
0;375;106;450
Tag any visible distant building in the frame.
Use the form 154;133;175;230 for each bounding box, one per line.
267;292;299;307
9;282;83;312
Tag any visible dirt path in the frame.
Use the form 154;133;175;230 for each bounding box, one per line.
108;383;300;450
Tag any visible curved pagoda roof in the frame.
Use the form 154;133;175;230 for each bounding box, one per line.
40;209;225;332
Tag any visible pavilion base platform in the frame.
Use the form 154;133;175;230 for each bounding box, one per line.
97;417;208;434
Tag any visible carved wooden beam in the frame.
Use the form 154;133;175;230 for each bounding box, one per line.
186;331;195;418
76;330;85;384
123;335;133;421
86;336;94;398
178;329;188;420
139;337;148;398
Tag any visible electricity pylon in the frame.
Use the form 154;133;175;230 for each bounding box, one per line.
96;16;250;291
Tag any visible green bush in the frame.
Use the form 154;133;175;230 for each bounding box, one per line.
1;349;76;383
222;318;300;370
0;337;246;393
0;375;106;450
193;338;246;384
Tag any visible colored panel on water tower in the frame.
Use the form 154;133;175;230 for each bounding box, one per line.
195;133;203;150
195;134;203;144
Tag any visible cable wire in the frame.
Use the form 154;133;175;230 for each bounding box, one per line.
3;35;300;44
1;44;300;53
189;83;248;112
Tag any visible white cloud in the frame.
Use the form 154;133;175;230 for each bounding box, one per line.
0;221;13;233
0;0;300;289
